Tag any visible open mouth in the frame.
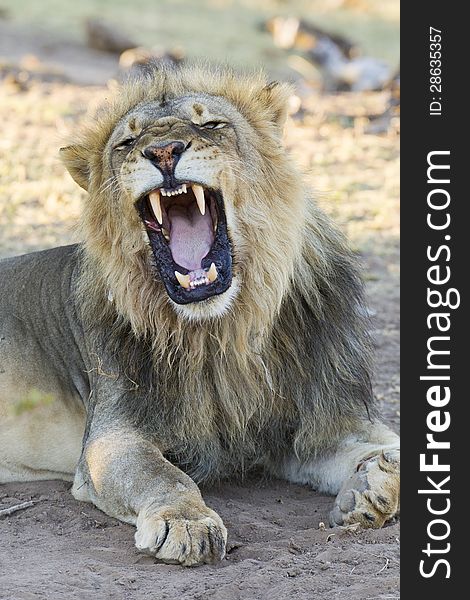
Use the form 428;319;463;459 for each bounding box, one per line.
137;183;233;304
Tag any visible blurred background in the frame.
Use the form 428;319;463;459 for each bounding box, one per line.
0;2;400;420
0;0;399;82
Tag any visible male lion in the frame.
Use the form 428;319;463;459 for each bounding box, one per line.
0;63;399;566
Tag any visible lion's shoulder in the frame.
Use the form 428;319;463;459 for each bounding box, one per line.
0;244;81;311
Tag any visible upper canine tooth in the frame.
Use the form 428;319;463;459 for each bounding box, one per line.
192;184;205;216
207;262;218;283
149;190;163;225
175;271;191;289
182;184;187;193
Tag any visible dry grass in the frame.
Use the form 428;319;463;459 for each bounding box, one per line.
0;84;88;256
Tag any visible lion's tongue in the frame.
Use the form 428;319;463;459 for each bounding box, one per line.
168;204;214;271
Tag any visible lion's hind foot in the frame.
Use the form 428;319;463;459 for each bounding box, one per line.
329;450;400;529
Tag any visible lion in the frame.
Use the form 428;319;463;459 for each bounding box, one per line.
0;63;399;566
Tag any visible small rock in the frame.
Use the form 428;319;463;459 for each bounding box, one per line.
287;568;301;578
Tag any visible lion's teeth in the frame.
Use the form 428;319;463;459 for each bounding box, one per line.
207;262;218;283
159;185;186;197
149;190;163;224
175;271;191;289
192;184;205;216
162;228;170;241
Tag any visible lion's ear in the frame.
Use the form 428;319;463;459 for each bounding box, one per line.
257;81;293;130
60;145;90;191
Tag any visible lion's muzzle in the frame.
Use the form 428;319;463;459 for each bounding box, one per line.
143;140;188;186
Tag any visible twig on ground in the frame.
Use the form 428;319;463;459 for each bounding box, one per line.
0;500;36;518
375;556;390;575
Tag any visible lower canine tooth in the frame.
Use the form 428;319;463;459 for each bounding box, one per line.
207;262;218;283
175;271;191;289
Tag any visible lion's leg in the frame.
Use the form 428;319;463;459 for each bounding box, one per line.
276;421;400;528
73;424;226;566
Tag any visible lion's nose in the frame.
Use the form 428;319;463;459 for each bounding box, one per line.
143;141;188;176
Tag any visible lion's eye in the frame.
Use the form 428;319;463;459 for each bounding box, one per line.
200;121;227;130
114;138;136;151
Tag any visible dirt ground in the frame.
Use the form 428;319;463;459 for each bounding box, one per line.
0;7;399;599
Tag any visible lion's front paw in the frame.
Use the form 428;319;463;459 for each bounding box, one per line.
329;450;400;529
135;503;227;566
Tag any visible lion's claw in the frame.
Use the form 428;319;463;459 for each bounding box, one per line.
329;450;400;529
135;504;227;566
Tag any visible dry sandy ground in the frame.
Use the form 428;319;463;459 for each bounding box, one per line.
1;479;399;600
0;29;399;600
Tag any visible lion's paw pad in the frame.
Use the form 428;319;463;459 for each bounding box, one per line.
135;505;227;566
329;450;400;529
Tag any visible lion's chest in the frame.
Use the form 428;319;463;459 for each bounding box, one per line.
156;388;296;482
